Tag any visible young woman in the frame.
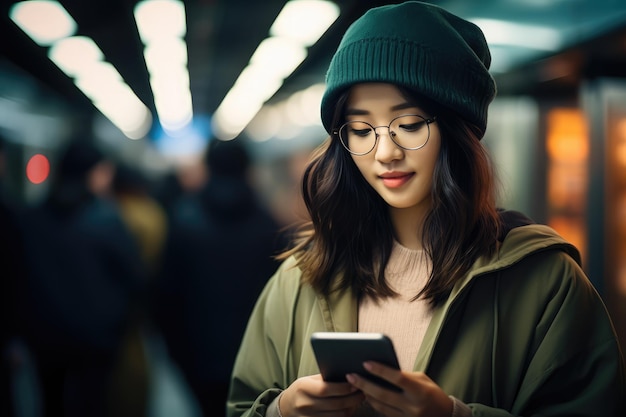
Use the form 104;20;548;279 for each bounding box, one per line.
227;2;625;417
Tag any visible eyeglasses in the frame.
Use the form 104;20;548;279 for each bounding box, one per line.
333;114;437;156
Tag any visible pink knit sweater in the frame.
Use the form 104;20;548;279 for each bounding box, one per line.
358;241;433;371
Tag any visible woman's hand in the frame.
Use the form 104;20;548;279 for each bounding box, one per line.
345;361;453;417
279;374;365;417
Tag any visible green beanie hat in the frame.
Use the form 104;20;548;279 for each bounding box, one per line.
321;1;496;138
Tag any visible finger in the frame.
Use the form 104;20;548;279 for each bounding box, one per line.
318;380;361;397
307;374;360;397
345;372;399;398
366;394;404;417
346;372;377;395
363;361;404;390
312;390;366;414
287;380;365;416
347;374;403;416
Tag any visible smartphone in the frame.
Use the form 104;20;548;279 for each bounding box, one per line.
310;332;402;392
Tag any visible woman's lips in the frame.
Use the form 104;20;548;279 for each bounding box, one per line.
379;172;414;188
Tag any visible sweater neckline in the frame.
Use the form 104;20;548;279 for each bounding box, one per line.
384;241;430;289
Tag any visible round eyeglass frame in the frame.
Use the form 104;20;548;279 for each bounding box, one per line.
333;114;437;156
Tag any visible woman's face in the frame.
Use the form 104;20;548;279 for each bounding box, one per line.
344;83;441;215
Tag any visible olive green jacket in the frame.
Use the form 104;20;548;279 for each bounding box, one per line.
227;224;626;416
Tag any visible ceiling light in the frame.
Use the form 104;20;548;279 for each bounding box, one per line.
47;36;104;76
285;83;325;126
134;0;193;135
270;0;340;46
134;0;187;44
76;62;124;89
152;88;194;135
212;0;341;140
9;0;77;46
245;83;325;142
10;1;152;139
88;85;153;139
144;38;188;71
247;105;283;142
212;84;272;140
250;37;307;79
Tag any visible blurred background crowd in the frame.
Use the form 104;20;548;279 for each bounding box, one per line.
1;0;626;416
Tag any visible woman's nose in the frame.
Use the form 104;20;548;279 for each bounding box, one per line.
374;129;403;162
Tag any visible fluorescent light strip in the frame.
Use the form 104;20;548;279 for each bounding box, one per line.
269;0;340;46
212;0;340;140
134;0;193;135
48;36;104;75
246;83;326;142
10;1;152;139
9;0;76;45
134;0;187;43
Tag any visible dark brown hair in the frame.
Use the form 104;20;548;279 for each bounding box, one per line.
279;86;500;306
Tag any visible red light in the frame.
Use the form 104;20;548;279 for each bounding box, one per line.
26;154;50;184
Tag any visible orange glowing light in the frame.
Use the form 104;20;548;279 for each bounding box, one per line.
546;109;589;162
615;118;626;168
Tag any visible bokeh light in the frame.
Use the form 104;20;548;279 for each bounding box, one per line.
26;153;50;184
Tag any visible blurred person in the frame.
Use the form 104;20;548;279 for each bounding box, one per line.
112;164;168;277
175;158;209;195
151;169;186;219
107;163;169;417
13;138;145;417
153;157;207;216
155;138;288;416
0;132;27;417
227;2;625;417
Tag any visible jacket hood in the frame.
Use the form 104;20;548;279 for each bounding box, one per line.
468;223;582;284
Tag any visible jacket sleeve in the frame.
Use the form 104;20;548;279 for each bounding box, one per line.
227;257;302;417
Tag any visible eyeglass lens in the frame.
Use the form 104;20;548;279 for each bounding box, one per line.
338;115;432;155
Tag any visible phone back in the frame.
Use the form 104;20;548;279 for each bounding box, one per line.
310;332;401;391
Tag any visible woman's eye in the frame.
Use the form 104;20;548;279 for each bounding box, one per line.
351;128;372;137
399;121;425;132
